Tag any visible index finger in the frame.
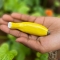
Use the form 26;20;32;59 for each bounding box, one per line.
11;13;37;22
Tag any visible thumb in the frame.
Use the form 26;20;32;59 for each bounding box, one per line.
16;37;45;53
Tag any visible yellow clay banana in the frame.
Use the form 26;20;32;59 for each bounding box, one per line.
8;22;50;36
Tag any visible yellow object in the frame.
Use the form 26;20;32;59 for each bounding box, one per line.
8;22;50;36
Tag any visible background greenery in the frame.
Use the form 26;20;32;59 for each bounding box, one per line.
0;0;60;60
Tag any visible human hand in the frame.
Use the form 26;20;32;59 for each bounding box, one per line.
0;13;60;53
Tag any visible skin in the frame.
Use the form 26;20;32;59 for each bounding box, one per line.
0;13;60;53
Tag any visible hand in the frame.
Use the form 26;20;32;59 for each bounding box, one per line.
0;13;60;53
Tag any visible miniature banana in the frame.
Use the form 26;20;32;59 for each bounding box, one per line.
8;22;50;36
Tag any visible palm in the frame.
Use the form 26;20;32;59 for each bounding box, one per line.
0;13;60;53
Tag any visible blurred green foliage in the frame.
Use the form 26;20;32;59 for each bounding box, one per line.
0;43;17;60
0;0;60;60
0;0;45;16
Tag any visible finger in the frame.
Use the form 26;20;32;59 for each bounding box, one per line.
12;19;22;22
0;18;7;25
0;25;28;38
16;37;45;53
29;35;37;40
11;13;45;25
0;25;10;35
11;13;37;22
2;14;14;22
2;14;22;22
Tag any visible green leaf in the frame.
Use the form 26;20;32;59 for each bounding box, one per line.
11;41;31;60
4;0;20;11
0;43;9;60
23;0;34;7
33;7;45;16
4;0;14;11
2;50;17;60
20;44;31;56
8;34;16;41
31;12;41;16
11;42;26;60
11;42;20;51
39;53;49;60
18;5;30;14
16;52;25;60
15;44;26;60
0;43;17;60
36;52;41;58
